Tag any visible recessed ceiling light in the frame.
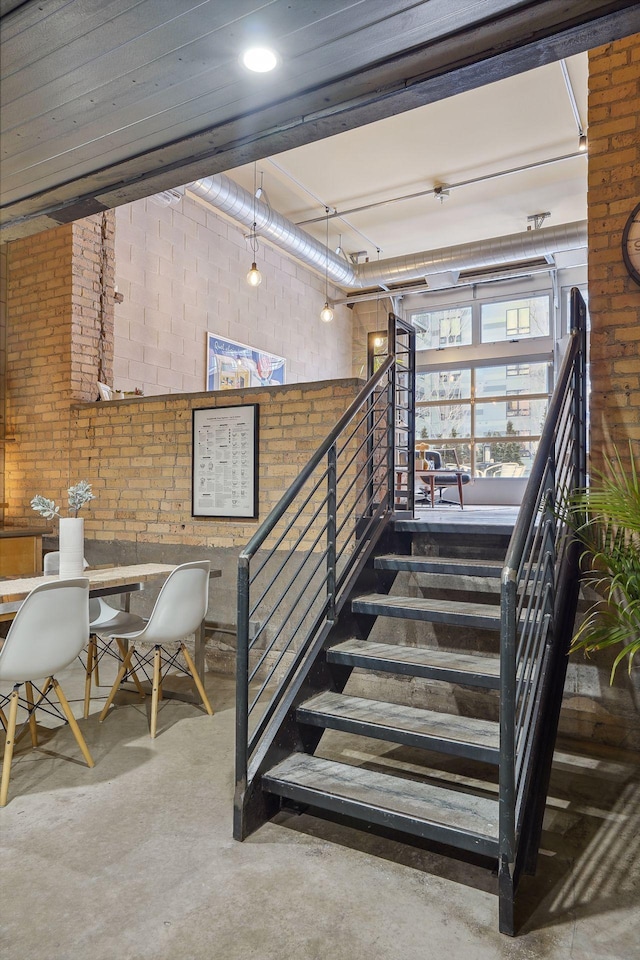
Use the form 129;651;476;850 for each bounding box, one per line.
241;47;279;73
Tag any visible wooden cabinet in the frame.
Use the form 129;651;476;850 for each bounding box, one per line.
0;529;48;577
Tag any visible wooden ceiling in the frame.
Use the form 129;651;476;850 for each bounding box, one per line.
1;0;639;242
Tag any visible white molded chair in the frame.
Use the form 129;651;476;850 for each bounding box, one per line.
43;551;146;717
99;561;213;737
0;578;94;807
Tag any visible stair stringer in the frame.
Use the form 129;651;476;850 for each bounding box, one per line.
233;524;412;841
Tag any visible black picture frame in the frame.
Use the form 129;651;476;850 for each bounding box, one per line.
191;404;259;519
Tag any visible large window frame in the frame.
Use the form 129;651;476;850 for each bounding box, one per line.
410;292;555;478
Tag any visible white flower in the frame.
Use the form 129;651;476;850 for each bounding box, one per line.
31;481;96;519
30;495;61;520
68;480;95;516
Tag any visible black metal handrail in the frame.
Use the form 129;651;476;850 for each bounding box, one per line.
236;315;414;793
498;288;587;917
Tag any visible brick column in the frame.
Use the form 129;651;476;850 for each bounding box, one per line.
587;34;640;470
4;213;114;512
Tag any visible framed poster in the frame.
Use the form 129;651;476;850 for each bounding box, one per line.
192;404;258;518
207;334;285;391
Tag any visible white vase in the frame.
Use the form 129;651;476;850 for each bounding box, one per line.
59;517;85;578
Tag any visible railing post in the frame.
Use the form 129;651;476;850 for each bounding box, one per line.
499;571;517;868
572;288;588;489
387;364;396;511
235;557;250;797
327;443;337;621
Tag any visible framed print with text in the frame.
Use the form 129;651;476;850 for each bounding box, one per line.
192;404;258;519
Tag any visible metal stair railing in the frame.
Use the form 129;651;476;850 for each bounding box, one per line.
499;288;587;933
236;314;415;808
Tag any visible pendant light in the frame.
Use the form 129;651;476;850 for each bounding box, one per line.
320;206;334;323
246;163;262;287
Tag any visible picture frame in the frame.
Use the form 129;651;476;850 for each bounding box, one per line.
206;333;285;391
192;404;259;519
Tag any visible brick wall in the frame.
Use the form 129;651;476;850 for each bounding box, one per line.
0;245;6;521
4;216;115;513
587;33;640;469
113;194;353;395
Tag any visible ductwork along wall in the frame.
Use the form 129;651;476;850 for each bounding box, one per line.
189;174;587;293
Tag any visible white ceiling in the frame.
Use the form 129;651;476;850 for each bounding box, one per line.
223;53;588;264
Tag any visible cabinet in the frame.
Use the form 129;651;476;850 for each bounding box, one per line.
0;529;49;577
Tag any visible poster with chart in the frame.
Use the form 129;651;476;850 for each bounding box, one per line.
192;405;258;518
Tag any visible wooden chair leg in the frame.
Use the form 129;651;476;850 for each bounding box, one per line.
150;646;161;738
99;648;136;722
0;706;7;731
52;679;94;768
0;687;20;807
24;681;39;747
181;644;214;716
83;638;96;719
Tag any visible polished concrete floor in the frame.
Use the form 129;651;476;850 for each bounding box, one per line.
1;659;639;960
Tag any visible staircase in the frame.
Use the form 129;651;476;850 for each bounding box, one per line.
234;296;587;936
262;532;506;862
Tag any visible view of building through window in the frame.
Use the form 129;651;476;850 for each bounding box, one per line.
412;296;553;478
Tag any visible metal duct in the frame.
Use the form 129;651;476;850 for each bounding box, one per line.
189;174;356;286
356;220;588;287
188;174;587;292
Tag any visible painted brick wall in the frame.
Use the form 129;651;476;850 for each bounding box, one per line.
587;33;640;468
113;194;353;395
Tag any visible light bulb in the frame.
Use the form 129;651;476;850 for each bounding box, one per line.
241;47;278;73
320;302;334;323
247;262;262;287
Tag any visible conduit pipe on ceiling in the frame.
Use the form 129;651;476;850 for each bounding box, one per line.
188;174;587;292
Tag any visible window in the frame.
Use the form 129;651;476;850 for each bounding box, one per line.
410;291;554;478
481;296;550;343
411;307;472;349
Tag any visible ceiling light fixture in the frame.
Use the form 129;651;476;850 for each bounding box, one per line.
320;206;334;323
241;47;278;73
434;184;451;203
246;163;262;287
578;133;588;152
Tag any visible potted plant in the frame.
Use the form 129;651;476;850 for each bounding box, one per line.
564;443;640;680
31;481;95;578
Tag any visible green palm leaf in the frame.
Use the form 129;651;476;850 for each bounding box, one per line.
561;440;640;680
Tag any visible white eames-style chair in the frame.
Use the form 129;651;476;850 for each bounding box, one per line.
0;578;94;807
99;561;213;738
44;551;146;717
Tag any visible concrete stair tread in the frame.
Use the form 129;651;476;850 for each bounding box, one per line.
352;593;502;629
263;753;499;854
327;637;501;688
298;691;499;762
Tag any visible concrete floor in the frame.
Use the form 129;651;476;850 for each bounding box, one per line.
1;658;639;960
